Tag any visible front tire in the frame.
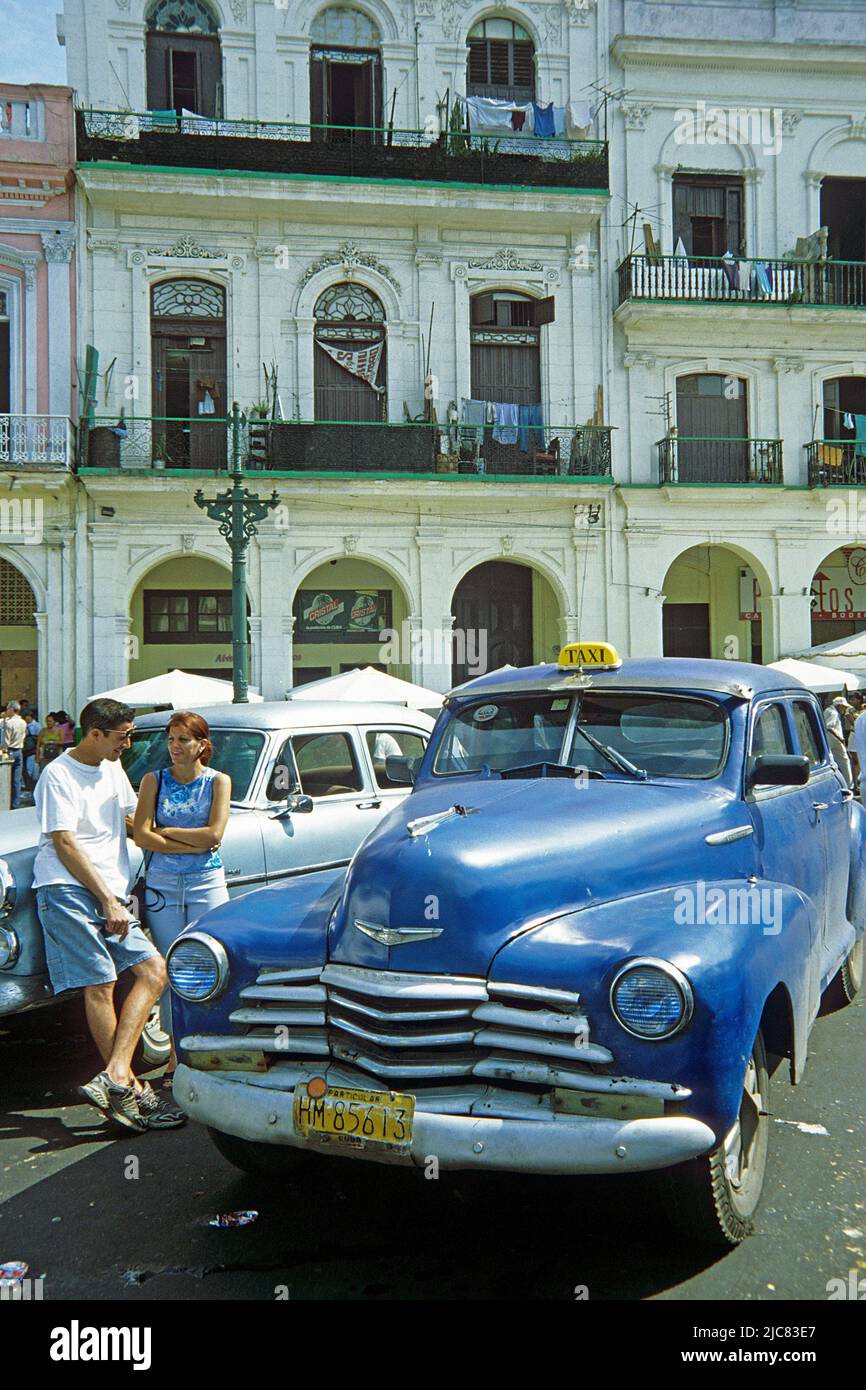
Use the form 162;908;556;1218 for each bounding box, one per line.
208;1127;317;1177
824;936;864;1010
660;1029;769;1247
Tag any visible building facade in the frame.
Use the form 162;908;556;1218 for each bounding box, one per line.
1;0;864;710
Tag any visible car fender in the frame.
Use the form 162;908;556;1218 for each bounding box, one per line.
489;878;818;1142
170;865;346;1041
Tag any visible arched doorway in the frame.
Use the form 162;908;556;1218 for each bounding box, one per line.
145;0;222;118
451;560;560;684
663;545;765;662
466;17;535;103
314;282;386;422
815;376;866;485
810;546;866;646
469;289;553;474
292;558;409;685
0;556;37;706
129;555;249;685
674;372;749;482
310;6;382;141
150;278;227;468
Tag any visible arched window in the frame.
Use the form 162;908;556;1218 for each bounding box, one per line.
467;18;535;103
151;279;227;468
310;6;382;141
146;0;222;118
314;282;386;422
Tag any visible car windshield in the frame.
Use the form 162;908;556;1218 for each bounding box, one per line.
123;729;266;801
433;692;728;779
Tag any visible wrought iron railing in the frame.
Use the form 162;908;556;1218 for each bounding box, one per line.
76;109;608;189
618;254;866;308
658;436;783;485
806;439;866;487
0;414;75;468
80;415;613;479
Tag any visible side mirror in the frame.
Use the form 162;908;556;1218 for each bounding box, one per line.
385;755;417;786
747;754;810;791
288;792;314;814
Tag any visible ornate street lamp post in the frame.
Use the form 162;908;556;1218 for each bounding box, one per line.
194;402;280;703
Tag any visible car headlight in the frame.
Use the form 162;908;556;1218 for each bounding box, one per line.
609;957;694;1040
0;927;19;969
166;932;229;1002
0;858;16;923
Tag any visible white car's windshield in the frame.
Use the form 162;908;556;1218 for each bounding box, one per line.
123;729;266;800
433;692;728;779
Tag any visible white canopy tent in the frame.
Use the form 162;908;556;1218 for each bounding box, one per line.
291;666;443;709
89;669;263;707
768;657;862;693
790;632;866;673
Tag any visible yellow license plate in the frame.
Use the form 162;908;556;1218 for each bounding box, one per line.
293;1084;415;1149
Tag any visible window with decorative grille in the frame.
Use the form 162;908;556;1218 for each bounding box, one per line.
0;559;36;625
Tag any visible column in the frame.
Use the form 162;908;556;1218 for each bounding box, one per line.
41;232;75;418
33;611;48;719
23;260;38;413
89;539;128;695
758;592;812;662
248;616;262;695
414;523;454;691
257;535;293;699
558;612;581;647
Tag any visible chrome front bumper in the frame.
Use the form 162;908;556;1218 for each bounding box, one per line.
173;1064;715;1175
0;974;54;1015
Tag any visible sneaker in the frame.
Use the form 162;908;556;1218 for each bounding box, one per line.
136;1080;187;1130
78;1070;113;1120
105;1079;148;1132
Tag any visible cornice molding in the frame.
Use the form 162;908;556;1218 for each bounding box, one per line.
611;34;866;76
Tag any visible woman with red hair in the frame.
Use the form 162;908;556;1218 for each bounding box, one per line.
133;711;230;1081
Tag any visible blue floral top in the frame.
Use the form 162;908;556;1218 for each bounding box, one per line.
147;766;223;876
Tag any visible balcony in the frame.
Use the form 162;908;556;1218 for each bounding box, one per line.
657;436;782;485
807;440;866;487
618;254;866;309
0;415;75;470
76;109;609;193
80;416;613;480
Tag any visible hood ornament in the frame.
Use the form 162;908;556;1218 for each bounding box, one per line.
406;804;478;838
353;920;443;946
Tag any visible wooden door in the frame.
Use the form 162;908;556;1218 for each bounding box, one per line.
0;321;9;414
146;33;221;116
452;561;532;685
663;603;710;658
152;328;226;468
676;373;748;481
314;339;384;422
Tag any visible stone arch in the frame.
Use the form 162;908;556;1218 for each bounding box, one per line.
661;541;775;662
0;549;44;715
289;545;416;614
664;357;766;438
449;554;564;680
461;3;543;54
290;550;416;685
144;0;222;32
806;122;866;179
298;0;400;43
448;548;569;617
808;542;866;646
294;263;402;324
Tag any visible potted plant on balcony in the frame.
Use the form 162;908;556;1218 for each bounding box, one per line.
152;432;167;470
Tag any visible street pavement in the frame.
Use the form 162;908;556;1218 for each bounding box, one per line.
0;991;863;1302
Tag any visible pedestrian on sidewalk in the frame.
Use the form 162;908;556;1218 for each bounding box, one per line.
133;711;230;1090
33;697;185;1131
823;699;853;788
849;700;866;803
1;701;28;808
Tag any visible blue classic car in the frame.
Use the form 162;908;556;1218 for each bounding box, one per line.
0;700;432;1063
167;647;864;1245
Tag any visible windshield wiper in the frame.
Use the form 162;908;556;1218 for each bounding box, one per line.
498;761;605;781
572;724;647;779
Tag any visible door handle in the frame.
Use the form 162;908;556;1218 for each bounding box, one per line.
812;801;828;813
356;799;382;810
841;789;855;802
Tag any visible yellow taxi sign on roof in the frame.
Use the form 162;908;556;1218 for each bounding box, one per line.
557;641;622;671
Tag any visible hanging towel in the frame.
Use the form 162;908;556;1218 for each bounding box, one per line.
532;102;556;138
674;236;689;260
721;253;738;290
566;100;594;136
854;414;866;461
553;106;567;137
843;412;855;430
512;108;527;132
464;96;518;133
461;397;488;446
518;403;545;454
493;403;519;445
513;103;534;134
753;261;773;297
737;260;752;292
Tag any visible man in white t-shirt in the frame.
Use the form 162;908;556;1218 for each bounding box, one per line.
33;698;181;1131
848;704;866;802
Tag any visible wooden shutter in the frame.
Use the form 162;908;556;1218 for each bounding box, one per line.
196;36;221;119
512;40;534;96
725;184;743;256
310;52;326;135
530;296;555;327
146;34;170;111
467;40;488;89
672;179;692;253
0;322;9;414
471;293;495;325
